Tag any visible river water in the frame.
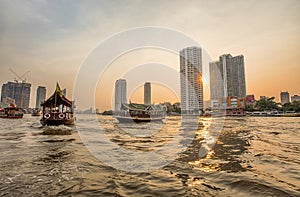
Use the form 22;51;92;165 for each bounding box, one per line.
0;115;299;196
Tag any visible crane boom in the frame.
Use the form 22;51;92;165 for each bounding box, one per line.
9;68;30;83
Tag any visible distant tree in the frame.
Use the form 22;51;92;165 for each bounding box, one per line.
172;103;181;114
245;105;255;112
282;101;300;112
255;97;279;111
294;101;300;112
167;102;173;114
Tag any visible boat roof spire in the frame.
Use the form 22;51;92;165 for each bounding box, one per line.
56;82;63;97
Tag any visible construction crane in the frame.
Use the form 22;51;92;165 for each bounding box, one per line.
9;68;30;83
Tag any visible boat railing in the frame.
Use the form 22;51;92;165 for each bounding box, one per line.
116;110;165;118
42;112;73;120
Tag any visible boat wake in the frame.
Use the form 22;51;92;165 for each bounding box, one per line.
41;125;74;135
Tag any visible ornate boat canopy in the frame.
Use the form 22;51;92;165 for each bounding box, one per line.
121;103;164;112
41;82;72;107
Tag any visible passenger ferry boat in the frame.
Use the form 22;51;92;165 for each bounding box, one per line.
114;103;165;123
0;107;23;119
40;83;74;126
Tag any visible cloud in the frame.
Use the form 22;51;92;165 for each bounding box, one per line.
0;0;300;107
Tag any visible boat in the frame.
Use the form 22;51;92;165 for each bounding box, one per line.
246;111;300;117
0;107;23;119
31;109;42;116
114;103;165;123
40;83;75;126
281;113;300;117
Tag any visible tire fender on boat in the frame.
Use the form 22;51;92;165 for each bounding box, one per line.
59;113;65;119
44;113;50;119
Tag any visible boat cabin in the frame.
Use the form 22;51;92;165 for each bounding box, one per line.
40;83;74;126
115;103;165;122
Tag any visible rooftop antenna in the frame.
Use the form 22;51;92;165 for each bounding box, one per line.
9;68;30;83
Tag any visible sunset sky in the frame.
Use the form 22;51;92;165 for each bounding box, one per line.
0;0;299;110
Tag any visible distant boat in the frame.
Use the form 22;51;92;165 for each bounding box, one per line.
114;103;165;123
40;83;75;126
0;107;23;119
281;113;300;117
31;109;42;116
246;111;300;117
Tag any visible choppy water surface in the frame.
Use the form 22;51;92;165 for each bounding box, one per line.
0;115;299;196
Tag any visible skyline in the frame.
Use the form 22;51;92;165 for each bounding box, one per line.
0;1;300;110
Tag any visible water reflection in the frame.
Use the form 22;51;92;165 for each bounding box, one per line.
187;118;251;173
0;115;299;196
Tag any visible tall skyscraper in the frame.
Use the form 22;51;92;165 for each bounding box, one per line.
36;86;46;109
209;54;246;107
114;79;127;111
220;54;246;98
180;46;203;113
144;82;151;105
1;81;31;109
280;91;290;105
209;61;224;100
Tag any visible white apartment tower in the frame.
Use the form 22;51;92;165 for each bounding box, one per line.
114;79;127;111
180;46;203;114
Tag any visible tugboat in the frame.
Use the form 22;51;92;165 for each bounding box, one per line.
114;103;165;123
0;105;23;119
40;83;74;126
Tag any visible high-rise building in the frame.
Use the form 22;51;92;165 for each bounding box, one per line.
291;95;300;102
1;81;31;109
144;82;151;105
36;86;46;109
180;46;203;113
280;91;290;105
209;61;224;100
114;79;127;111
209;54;246;107
221;54;246;98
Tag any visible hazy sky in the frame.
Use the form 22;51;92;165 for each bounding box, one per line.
0;0;299;110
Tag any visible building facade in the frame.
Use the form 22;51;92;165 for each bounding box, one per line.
114;79;127;111
36;86;46;109
209;96;246;115
1;81;31;109
291;95;300;102
209;54;246;107
180;46;204;114
280;91;290;105
144;82;151;105
209;61;224;100
245;94;255;107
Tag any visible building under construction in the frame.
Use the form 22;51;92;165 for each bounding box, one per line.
1;69;31;109
1;81;31;109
